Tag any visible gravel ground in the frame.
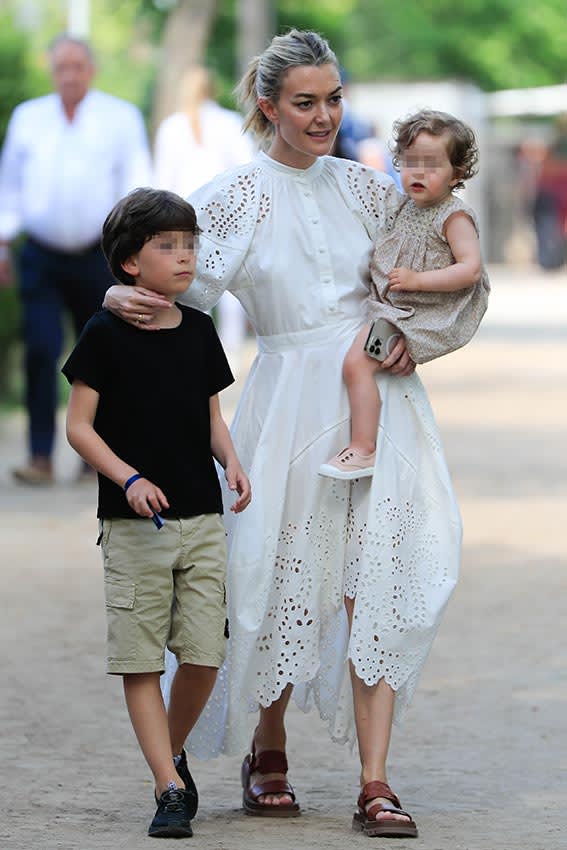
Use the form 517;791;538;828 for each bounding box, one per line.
1;265;565;850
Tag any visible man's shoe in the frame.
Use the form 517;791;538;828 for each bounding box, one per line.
12;462;54;486
148;785;193;839
174;750;198;819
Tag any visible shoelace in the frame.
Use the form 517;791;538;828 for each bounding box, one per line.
160;786;185;812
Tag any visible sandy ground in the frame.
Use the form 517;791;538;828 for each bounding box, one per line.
1;264;566;850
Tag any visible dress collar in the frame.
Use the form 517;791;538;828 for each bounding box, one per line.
257;150;326;182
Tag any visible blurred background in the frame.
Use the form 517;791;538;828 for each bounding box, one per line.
0;0;565;409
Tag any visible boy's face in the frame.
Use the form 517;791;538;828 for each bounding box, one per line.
122;231;198;296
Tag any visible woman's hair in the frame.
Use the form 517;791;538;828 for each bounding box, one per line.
102;187;201;285
236;29;338;144
179;66;214;145
392;109;479;191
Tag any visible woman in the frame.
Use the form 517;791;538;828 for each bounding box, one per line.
106;30;460;838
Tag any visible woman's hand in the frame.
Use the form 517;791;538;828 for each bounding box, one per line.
379;335;416;376
103;284;172;330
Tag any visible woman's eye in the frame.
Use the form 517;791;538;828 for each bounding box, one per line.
330;95;343;104
297;101;312;109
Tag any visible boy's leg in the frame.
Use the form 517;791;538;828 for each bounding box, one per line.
168;663;218;755
342;324;382;455
123;672;186;796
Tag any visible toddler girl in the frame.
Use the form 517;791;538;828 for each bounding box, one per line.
320;109;490;479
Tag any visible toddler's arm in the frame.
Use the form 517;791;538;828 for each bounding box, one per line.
66;379;169;517
388;211;482;293
209;394;252;513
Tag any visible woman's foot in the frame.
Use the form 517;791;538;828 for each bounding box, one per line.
241;741;300;816
353;781;418;838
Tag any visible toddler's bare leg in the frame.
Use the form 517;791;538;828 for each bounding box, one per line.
343;325;382;455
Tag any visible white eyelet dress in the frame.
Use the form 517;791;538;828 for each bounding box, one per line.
161;152;462;757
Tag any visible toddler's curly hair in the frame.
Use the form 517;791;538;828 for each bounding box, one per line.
391;109;479;191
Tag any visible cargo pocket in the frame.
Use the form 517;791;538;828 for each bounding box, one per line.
104;578;136;661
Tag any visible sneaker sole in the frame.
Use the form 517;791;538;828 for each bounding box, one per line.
148;824;193;838
318;464;374;480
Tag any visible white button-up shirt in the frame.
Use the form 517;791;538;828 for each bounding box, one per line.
0;89;151;251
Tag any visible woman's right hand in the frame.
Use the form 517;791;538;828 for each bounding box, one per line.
103;284;173;330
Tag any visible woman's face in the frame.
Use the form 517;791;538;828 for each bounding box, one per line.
261;63;343;168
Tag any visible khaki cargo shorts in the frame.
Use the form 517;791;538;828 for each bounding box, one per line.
99;513;227;675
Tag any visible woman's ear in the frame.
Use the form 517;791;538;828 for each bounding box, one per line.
258;96;278;126
121;255;140;278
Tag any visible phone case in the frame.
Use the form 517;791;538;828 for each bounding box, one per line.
363;318;402;362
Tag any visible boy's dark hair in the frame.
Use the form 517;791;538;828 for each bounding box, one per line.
391;109;479;191
102;187;201;285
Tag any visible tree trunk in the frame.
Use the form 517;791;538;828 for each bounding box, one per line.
237;0;274;74
151;0;218;133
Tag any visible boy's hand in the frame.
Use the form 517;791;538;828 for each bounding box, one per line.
225;462;252;513
388;267;420;291
125;477;169;518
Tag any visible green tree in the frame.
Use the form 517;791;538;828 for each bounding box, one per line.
344;0;567;90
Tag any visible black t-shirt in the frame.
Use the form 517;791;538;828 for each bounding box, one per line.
62;305;234;519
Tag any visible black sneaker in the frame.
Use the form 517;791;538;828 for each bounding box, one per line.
148;786;193;838
174;750;198;819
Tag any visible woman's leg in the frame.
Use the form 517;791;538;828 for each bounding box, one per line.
248;684;295;806
343;325;382;455
344;597;412;824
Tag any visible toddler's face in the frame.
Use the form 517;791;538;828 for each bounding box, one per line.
124;231;198;296
399;132;458;208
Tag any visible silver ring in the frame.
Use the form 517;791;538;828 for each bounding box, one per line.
137;313;144;322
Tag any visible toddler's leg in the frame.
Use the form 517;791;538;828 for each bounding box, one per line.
319;325;381;480
343;325;382;454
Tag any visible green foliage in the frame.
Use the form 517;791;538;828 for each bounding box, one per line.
344;0;567;91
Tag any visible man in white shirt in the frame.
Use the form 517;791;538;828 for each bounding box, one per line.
0;34;151;484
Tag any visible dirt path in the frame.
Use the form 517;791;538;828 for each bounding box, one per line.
1;265;566;849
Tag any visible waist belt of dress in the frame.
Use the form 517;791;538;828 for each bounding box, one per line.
257;317;362;353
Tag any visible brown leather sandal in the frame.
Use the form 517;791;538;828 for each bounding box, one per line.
352;780;418;838
241;744;301;817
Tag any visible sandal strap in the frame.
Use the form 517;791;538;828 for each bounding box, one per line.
251;748;289;776
358;781;402;811
366;800;414;822
248;778;296;803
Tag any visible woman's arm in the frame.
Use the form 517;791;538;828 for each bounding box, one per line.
102;285;173;329
66;379;169;516
209;393;251;513
388;212;482;293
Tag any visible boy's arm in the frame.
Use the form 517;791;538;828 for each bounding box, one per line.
209;393;251;513
66;379;169;517
388;212;482;293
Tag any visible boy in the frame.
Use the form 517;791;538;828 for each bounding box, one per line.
63;187;251;838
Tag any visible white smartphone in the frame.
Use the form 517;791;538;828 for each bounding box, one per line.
363;318;402;362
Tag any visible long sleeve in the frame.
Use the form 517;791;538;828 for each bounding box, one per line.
177;162;263;312
116;104;152;196
0;107;24;240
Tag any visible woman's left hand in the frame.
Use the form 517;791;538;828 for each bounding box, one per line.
379;336;416;376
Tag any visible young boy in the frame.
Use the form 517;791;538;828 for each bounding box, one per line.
63;187;251;839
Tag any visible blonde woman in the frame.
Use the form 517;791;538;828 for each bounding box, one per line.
105;30;461;839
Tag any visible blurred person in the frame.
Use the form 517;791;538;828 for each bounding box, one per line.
533;114;567;270
64;187;250;838
358;126;402;189
153;66;254;365
102;30;467;838
320;110;489;479
0;34;151;485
